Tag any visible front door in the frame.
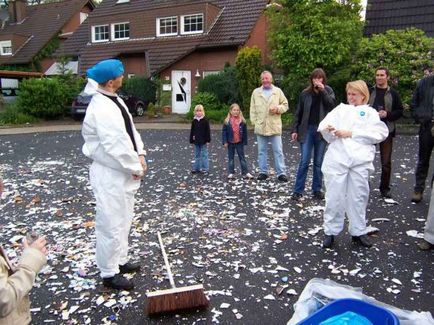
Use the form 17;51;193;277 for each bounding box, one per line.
171;70;191;114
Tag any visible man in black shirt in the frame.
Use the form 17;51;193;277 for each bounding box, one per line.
368;68;403;198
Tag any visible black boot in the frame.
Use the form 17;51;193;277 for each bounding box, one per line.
103;274;134;290
352;235;372;247
119;262;141;274
322;235;334;248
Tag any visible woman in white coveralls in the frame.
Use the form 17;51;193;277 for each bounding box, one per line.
318;80;388;248
82;59;147;290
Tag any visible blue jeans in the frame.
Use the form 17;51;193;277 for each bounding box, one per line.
256;134;286;176
227;143;248;175
193;144;209;172
293;125;326;194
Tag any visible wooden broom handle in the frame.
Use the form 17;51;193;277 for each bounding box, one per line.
157;231;176;288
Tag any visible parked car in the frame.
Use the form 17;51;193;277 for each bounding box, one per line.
71;90;147;120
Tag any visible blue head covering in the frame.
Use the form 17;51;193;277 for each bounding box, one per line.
86;59;124;84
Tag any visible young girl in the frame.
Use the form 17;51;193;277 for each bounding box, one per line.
189;105;211;174
222;103;253;179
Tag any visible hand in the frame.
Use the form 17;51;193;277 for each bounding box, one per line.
326;125;336;133
313;80;325;91
132;172;143;180
23;236;48;255
224;143;228;148
291;133;298;141
139;155;147;173
334;129;352;138
378;110;387;119
269;106;279;114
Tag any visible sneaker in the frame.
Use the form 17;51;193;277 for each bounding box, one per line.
322;235;334;248
227;174;235;179
119;262;141;274
418;239;434;251
277;175;288;182
243;173;254;179
200;170;208;175
257;173;268;181
103;273;134;290
352;235;372;247
380;190;392;199
191;170;200;174
313;191;325;200
411;191;423;203
291;193;303;201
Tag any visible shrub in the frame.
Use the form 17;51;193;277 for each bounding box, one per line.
122;76;157;104
0;103;38;125
17;77;74;119
204;109;228;123
352;28;434;106
235;46;263;111
198;66;241;106
187;92;225;119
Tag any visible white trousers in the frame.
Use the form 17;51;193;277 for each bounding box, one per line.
322;159;372;237
90;162;140;278
424;183;434;244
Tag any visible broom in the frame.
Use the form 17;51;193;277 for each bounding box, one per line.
146;231;209;315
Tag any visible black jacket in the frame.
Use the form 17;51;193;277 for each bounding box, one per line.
190;117;211;144
369;86;403;137
292;85;335;143
411;75;434;124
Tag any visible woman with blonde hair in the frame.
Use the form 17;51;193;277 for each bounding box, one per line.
318;80;388;248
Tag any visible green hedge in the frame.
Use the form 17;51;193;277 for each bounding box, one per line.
0;103;39;125
198;66;241;106
122;76;157;104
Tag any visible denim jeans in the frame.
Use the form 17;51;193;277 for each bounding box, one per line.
227;143;248;175
193;144;209;172
256;134;286;176
293;125;326;194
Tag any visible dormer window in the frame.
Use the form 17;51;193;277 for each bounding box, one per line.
181;14;203;35
157;16;178;37
0;40;12;55
92;24;109;42
112;22;130;40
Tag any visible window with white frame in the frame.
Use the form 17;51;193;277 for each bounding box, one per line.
181;14;203;34
203;71;220;78
116;0;130;3
157;17;178;36
112;22;130;40
92;25;109;42
0;40;12;55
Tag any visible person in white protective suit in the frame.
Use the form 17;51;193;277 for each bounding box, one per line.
318;80;388;249
82;59;147;290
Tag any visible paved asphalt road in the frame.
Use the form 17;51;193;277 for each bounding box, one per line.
0;128;433;324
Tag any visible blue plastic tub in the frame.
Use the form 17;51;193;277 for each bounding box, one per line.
297;298;399;325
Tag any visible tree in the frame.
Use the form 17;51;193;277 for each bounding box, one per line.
352;28;434;106
235;46;263;113
267;0;364;105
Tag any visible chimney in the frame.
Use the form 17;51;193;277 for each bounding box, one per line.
8;0;27;24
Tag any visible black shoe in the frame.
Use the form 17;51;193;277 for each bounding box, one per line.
380;190;392;199
103;274;134;290
313;191;325;200
291;192;303;201
352;235;372;247
200;170;209;175
191;170;200;174
257;173;268;181
277;175;288;182
322;235;334;248
119;262;141;274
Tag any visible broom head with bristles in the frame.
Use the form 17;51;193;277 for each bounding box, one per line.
146;284;209;315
